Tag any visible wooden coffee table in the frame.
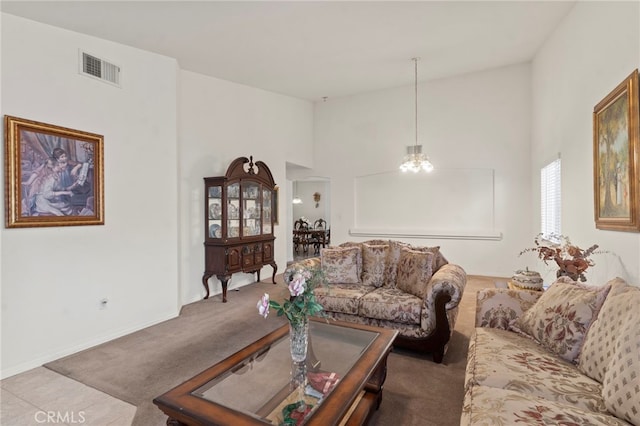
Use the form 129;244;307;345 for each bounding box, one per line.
153;318;398;425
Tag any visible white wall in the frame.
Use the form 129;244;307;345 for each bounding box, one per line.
531;1;640;285
313;64;533;277
291;180;331;227
0;14;314;378
177;70;314;304
1;14;180;378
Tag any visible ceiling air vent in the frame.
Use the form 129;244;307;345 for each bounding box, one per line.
79;50;121;87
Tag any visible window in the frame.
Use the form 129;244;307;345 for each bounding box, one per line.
541;158;561;240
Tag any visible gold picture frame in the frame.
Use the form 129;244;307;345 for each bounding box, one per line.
4;115;104;228
593;70;640;232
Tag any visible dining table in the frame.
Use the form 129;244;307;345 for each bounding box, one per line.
293;229;329;254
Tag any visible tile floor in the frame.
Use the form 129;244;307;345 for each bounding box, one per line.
1;367;136;426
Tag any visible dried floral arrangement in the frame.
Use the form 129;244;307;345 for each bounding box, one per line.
519;233;601;282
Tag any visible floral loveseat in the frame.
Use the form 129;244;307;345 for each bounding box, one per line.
462;276;640;425
285;240;467;363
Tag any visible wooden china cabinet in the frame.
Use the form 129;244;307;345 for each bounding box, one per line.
202;156;277;302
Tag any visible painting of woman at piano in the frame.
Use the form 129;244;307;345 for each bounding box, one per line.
5;115;104;228
20;135;96;217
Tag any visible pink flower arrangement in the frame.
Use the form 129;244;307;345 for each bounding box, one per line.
257;294;270;319
288;269;310;297
256;267;324;324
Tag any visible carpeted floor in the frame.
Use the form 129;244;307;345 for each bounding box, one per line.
45;275;490;426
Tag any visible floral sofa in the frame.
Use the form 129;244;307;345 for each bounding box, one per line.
285;240;467;363
462;276;640;425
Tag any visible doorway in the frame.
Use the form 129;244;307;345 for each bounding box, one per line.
288;178;331;263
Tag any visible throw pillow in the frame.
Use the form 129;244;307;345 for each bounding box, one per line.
363;239;388;246
361;243;389;288
321;246;362;284
383;240;411;287
511;277;611;363
433;251;449;271
602;299;640;426
578;278;636;382
409;245;442;272
338;241;362;249
395;248;434;299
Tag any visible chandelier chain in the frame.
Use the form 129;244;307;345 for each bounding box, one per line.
414;57;418;148
399;57;433;173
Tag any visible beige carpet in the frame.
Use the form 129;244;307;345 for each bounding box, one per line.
368;276;486;426
45;275;491;426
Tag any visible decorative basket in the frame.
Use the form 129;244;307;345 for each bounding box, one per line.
510;268;544;290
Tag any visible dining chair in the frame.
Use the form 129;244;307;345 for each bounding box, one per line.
293;219;309;253
311;219;328;254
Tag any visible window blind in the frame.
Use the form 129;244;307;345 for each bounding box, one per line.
541;159;561;240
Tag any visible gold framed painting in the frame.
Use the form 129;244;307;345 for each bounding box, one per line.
4;115;104;228
593;69;640;232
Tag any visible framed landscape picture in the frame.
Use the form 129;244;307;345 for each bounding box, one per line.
4;115;104;228
593;69;640;232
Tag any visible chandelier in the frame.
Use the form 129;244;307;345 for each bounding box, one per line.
292;181;303;204
400;58;434;173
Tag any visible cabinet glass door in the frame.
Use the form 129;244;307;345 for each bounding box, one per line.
207;185;222;239
226;182;240;238
262;188;272;234
242;182;261;237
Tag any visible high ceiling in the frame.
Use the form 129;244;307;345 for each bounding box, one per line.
1;1;576;101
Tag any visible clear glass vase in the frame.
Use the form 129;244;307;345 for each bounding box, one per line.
289;318;309;362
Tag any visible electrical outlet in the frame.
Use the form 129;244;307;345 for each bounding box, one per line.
100;298;108;309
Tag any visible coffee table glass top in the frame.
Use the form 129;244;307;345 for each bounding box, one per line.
191;320;379;423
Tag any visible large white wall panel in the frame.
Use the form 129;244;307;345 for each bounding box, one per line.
1;14;179;378
532;1;640;285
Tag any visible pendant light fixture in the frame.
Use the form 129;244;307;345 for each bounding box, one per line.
292;181;303;204
400;57;434;173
